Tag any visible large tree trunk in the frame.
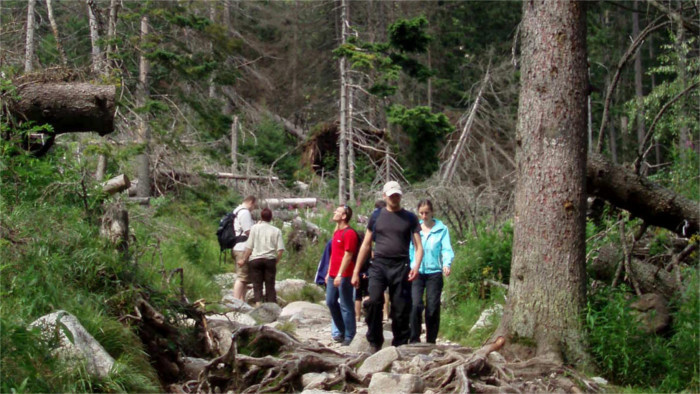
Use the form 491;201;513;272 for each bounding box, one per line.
495;0;589;367
9;83;116;136
633;1;646;157
587;152;699;236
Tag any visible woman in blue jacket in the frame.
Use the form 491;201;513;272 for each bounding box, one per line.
409;199;454;343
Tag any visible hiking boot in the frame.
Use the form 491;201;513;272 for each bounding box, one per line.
332;336;343;343
341;338;353;346
368;343;381;354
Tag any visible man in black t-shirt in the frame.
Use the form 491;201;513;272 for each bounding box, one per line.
352;181;424;352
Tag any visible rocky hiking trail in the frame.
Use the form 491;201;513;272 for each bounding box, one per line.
27;274;608;393
161;274;607;393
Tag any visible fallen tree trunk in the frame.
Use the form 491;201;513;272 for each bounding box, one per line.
587;152;699;236
208;172;279;182
262;198;317;209
590;245;683;298
9;82;116;136
102;174;130;195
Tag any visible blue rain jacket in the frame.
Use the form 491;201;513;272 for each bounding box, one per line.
409;219;454;275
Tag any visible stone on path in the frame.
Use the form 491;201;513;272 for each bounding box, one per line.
347;330;393;354
249;302;282;323
221;293;255;313
279;301;330;324
357;346;399;377
182;357;208;381
301;372;333;389
208;311;257;326
29;310;115;378
368;372;425;394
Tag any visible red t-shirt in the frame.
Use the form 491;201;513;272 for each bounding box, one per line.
329;227;358;277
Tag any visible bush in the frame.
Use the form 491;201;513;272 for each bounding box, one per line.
586;277;700;392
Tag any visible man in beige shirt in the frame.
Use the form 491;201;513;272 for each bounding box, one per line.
237;208;285;305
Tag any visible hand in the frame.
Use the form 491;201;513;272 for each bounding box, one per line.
325;274;330;285
407;268;418;282
236;259;244;267
443;266;451;277
351;273;359;288
333;276;342;288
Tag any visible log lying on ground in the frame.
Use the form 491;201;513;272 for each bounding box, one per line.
208;172;279;182
587;153;699;236
262;198;317;209
102;174;130;195
9;82;116;136
590;245;682;298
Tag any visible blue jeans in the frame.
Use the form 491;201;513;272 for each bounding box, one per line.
326;276;356;341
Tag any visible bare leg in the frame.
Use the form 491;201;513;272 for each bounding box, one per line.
233;279;247;300
355;299;362;322
383;291;390;321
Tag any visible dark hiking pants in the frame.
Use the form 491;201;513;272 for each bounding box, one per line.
410;272;444;343
366;257;412;348
249;257;277;303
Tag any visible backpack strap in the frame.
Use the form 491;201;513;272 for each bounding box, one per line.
232;206;248;236
369;208;382;241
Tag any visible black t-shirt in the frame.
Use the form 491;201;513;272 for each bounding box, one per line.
368;208;420;259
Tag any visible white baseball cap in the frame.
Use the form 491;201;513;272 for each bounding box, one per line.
382;181;402;196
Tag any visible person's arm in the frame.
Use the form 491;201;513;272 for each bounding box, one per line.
408;231;423;281
441;228;455;277
351;230;373;288
238;247;252;267
275;229;285;264
333;250;354;287
276;249;283;264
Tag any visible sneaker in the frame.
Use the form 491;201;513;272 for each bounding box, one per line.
341;338;353;346
332;336;343;343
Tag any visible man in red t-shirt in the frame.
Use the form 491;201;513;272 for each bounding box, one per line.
325;205;358;346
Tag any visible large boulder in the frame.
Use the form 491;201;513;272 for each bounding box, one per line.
208;311;257;326
347;331;394;354
29;310;115;378
221;293;255;313
357;346;400;378
279;301;330;324
368;372;424;394
182;357;209;381
249;303;282;324
629;293;671;334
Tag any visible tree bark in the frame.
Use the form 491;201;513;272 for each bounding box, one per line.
9;83;116;135
496;0;589;367
46;0;68;66
136;15;151;198
587;152;699;236
337;0;349;204
86;0;105;75
24;0;37;73
633;1;645;159
102;174;131;195
231;116;239;173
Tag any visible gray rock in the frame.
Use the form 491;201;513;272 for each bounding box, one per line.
357;346;400;377
249;303;282;324
29;310;115;378
368;372;424;394
301;372;330;389
487;350;506;364
347;331;394;354
208;311;257;326
213;273;237;289
279;301;330;324
221;294;255;313
629;293;670;334
408;354;433;374
591;376;608;385
469;304;503;333
182;357;209;381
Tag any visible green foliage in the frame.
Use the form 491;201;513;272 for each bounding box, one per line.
388;16;432;53
387;105;453;181
586;278;700;392
239;118;301;184
443;221;512;304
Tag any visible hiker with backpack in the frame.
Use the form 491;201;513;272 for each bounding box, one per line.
325;205;359;346
231;196;257;300
352;181;423;352
237;207;285;305
409;199;454;344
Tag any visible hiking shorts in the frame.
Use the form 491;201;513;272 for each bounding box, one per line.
233;250;250;283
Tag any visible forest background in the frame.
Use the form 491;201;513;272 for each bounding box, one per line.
1;0;698;392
